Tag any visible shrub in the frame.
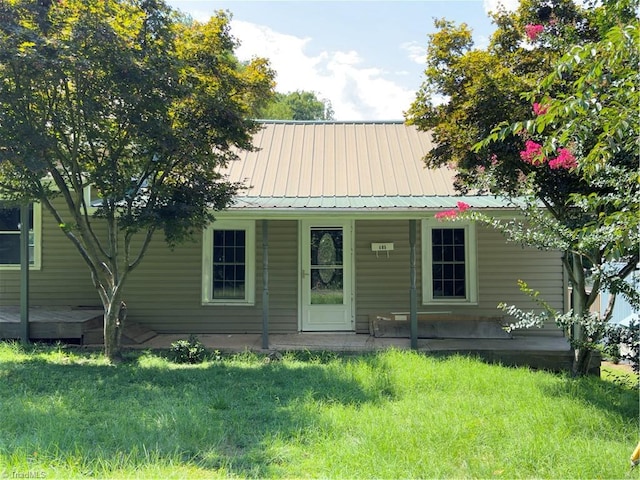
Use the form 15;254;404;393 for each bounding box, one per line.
169;335;206;364
602;320;639;373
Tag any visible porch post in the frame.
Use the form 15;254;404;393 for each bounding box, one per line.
262;219;269;350
19;203;30;344
409;219;418;350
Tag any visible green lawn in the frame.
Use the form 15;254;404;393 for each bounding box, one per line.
0;342;637;479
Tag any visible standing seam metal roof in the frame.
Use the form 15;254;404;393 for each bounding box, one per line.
221;121;506;211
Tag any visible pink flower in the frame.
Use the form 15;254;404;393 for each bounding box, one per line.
519;140;545;166
525;24;544;41
435;209;458;220
457;201;470;212
532;103;548;116
435;202;471;220
490;154;498;165
548;148;577;170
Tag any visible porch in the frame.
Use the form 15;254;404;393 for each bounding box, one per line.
129;332;583;372
0;306;155;345
0;306;103;342
0;306;591;372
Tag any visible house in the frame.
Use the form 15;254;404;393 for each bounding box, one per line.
599;267;639;327
0;121;566;346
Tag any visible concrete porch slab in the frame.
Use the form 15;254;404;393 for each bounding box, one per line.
129;332;571;354
90;332;581;371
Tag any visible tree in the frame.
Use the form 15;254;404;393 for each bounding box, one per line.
487;17;639;374
0;0;275;361
406;0;639;375
258;90;334;120
406;0;604;192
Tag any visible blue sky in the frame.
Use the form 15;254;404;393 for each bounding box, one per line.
166;0;519;120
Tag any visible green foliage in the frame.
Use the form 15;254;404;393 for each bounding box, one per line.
601;320;639;373
0;0;275;359
169;335;207;364
406;0;636;194
257;90;334;120
410;0;639;374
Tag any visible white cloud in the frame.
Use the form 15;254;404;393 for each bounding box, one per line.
185;7;218;23
401;41;427;65
230;20;415;121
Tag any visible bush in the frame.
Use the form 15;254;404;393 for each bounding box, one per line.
602;320;639;373
169;335;206;364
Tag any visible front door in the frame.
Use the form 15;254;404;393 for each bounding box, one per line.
301;220;354;331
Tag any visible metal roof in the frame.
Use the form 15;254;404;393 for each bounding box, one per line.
222;121;508;212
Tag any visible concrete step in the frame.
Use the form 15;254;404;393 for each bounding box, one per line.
82;322;157;345
123;323;157;344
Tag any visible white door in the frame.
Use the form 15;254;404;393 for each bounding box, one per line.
301;220;354;331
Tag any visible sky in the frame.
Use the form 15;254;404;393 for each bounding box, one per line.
166;0;520;121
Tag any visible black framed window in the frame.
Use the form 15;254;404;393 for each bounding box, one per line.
422;220;477;304
431;228;466;298
0;204;35;266
212;229;246;300
202;220;255;305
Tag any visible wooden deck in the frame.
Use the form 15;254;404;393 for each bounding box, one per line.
0;306;158;345
0;306;103;343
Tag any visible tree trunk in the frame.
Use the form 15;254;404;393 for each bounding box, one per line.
571;254;589;376
103;299;127;363
573;347;593;376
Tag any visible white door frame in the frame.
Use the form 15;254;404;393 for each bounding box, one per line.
299;219;355;331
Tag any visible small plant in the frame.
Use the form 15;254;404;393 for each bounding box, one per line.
169;335;206;364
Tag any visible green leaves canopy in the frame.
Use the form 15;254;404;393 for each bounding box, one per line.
0;0;275;360
0;0;275;246
407;0;639;374
258;90;334;121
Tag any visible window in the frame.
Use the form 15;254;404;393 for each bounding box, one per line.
0;203;41;270
202;220;255;305
422;220;477;304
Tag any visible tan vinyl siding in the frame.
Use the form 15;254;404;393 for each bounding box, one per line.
0;212;300;334
477;227;564;335
122;220;299;334
2;211;564;336
354;220;564;335
354;220;414;332
261;220;299;332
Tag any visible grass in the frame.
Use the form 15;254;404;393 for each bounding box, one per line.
0;341;637;479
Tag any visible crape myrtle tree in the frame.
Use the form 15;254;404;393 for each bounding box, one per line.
0;0;275;361
406;0;639;375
